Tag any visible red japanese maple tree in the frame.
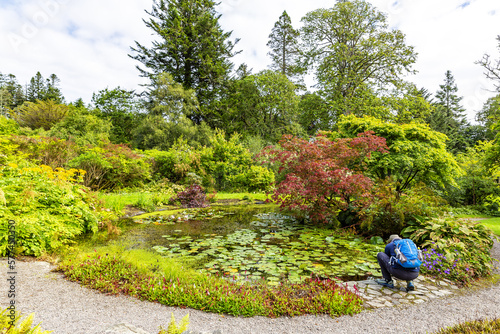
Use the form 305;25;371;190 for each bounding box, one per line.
263;132;388;224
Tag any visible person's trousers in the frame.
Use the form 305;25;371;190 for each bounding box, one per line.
377;252;419;281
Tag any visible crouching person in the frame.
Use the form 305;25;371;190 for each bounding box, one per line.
376;234;421;292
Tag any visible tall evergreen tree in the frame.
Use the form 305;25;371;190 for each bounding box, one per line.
26;72;46;102
129;0;240;125
0;73;25;112
25;72;64;103
267;11;302;83
429;70;469;152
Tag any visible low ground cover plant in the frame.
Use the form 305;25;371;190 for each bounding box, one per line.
434;318;500;333
402;217;498;285
58;249;363;318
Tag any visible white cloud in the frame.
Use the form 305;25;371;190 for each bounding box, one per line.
0;0;499;122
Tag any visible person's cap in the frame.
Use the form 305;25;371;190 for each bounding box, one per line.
387;234;402;243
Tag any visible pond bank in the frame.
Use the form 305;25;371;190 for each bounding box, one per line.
1;240;499;334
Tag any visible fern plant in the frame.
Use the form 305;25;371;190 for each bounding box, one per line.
0;308;52;334
158;313;189;334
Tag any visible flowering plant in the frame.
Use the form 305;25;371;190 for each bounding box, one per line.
420;243;495;286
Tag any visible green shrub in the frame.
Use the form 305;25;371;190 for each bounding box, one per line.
133;114;213;151
0;115;19;135
146;139;203;184
402;217;498;285
200;130;275;192
10;135;79;168
147;132;274;192
448;206;488;217
11;99;69;130
362;180;447;236
48;111;112;146
68;143;150;190
237;165;275;192
0;135;28;165
0;164;99;256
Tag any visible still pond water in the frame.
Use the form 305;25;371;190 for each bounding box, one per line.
117;205;384;285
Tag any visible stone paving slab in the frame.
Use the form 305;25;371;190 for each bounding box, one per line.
344;275;459;309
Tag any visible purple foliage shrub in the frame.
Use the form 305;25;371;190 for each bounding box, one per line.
170;184;209;208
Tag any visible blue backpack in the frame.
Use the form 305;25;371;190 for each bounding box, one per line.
390;239;423;269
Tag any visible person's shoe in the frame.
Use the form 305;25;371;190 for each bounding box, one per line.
406;280;415;291
375;279;394;288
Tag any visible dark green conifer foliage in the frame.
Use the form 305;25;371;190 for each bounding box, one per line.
267;11;302;82
130;0;240;125
25;72;64;103
429;70;469;153
0;73;25;112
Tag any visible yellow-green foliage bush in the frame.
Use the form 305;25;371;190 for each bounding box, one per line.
0;163;99;256
0;116;19;135
0;308;52;334
158;313;189;334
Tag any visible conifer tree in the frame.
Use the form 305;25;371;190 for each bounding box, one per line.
430;70;469;152
0;73;25;112
130;0;240;125
25;72;64;103
267;11;302;82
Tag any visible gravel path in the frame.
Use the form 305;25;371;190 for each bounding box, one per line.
1;241;499;334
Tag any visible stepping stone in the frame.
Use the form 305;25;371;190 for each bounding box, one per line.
381;289;394;295
390;293;403;299
366;289;383;297
408;290;424;296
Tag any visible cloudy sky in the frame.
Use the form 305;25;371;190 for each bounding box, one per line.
1;0;499;122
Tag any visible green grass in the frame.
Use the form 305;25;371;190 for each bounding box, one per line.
98;191;270;214
215;192;269;201
478;217;500;236
98;192;155;213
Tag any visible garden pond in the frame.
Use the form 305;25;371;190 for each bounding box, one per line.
117;205;384;285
